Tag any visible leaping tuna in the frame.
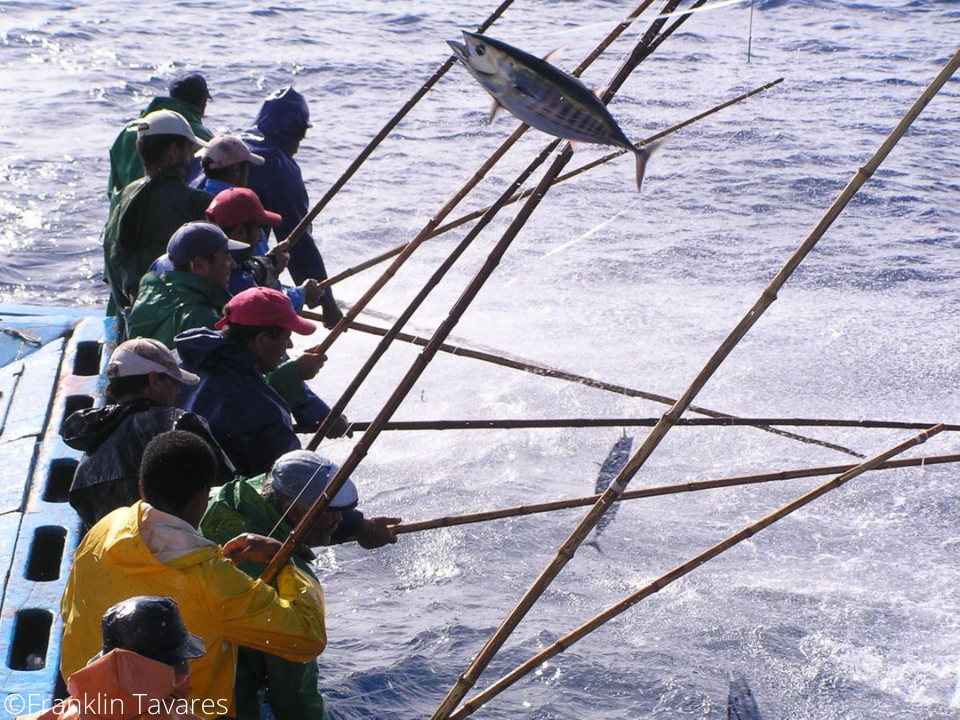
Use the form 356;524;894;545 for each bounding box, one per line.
447;31;657;191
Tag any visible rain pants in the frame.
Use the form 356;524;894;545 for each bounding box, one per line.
61;502;327;720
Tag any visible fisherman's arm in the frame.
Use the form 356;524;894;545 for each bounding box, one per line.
209;539;327;662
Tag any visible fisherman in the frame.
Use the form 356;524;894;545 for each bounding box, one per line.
103;109;212;314
60;430;330;720
175;287;352;477
126;221;245;348
108;72;214;206
61;338;233;530
244;86;344;329
205;187;334;432
195;134;262;195
18;596;208;720
199;450;400;720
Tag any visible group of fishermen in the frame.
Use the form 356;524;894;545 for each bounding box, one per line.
21;74;401;720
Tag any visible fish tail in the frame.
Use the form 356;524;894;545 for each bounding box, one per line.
633;139;663;192
634;147;650;192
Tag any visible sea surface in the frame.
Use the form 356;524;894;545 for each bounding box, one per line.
1;0;959;717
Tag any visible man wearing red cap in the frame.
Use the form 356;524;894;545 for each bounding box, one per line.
175;287;349;476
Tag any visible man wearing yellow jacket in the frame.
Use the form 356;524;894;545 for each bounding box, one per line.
60;430;331;719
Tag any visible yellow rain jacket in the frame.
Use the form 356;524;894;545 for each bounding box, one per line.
61;502;327;719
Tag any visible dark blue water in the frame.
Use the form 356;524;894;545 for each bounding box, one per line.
1;1;959;717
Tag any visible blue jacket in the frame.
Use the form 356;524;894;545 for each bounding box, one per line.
244;88;332;293
175;328;301;477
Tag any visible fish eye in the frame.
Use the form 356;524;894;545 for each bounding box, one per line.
476;45;486;56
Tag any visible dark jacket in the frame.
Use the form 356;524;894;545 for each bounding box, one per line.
61;398;234;529
103;169;212;311
244;88;332;294
108;95;213;206
175;328;301;477
127;270;231;349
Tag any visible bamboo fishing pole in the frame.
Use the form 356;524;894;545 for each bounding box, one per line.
308;0;671;443
314;77;784;293
344;417;960;432
282;0;517;249
309;316;861;456
304;0;662;371
263;1;686;584
449;426;945;718
386;451;960;536
432;46;960;720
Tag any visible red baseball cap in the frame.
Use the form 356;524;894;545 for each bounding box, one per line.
206;188;282;229
215;287;316;335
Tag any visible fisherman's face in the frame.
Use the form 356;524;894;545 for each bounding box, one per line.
192;248;236;289
253;327;293;373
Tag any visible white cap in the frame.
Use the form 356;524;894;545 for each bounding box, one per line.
127;109;208;147
200;135;265;169
107;338;200;385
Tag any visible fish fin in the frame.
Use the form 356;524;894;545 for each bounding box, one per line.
543;45;566;65
488;99;504;124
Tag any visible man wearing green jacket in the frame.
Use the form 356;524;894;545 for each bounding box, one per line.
108;73;214;206
104;110;213;313
199;450;400;720
127;222;245;347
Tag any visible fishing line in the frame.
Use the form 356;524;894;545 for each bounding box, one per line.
542;202;636;259
657;0;750;20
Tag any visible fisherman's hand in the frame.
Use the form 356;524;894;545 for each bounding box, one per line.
268;240;291;272
300;278;324;306
355;516;402;549
295;348;327;381
222;533;282;564
325;413;353;439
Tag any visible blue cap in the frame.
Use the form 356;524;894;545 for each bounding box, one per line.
167;222;246;265
270;450;359;510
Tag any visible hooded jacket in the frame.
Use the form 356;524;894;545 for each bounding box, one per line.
127;271;231;349
175;328;301;477
61;398;234;529
103;170;212;312
61;502;327;720
18;649;204;720
244;88;333;297
108;96;213;207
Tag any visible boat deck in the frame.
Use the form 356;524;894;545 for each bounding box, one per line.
0;305;117;710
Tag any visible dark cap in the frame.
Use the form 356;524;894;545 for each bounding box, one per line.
100;596;206;666
169;73;212;108
167;221;246;264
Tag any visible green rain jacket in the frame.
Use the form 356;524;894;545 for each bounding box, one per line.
199;476;330;720
103;169;212;312
108;95;213;207
127;270;231;349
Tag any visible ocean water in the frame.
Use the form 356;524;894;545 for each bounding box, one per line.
2;0;959;717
